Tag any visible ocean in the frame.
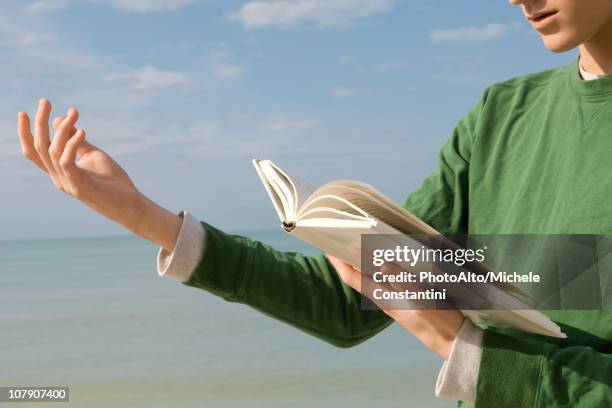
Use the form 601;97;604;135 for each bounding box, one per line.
1;230;451;408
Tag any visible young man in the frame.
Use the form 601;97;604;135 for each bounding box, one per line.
16;0;612;406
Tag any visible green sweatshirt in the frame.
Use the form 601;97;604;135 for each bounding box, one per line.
183;59;612;407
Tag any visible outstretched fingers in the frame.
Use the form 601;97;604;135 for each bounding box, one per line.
17;112;46;172
52;115;64;129
33;99;61;187
20;99;87;196
49;108;79;178
52;114;78;136
53;114;92;156
59;129;86;197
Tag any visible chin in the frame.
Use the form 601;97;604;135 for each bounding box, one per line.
540;33;581;53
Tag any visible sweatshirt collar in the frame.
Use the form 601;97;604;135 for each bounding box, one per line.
570;58;612;96
579;60;609;80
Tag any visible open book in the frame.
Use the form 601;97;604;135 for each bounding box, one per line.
253;159;566;339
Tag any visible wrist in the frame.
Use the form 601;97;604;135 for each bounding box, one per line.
401;310;464;360
436;332;458;361
438;316;466;360
130;193;182;252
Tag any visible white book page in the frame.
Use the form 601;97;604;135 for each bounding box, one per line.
255;160;318;221
253;160;564;338
335;182;439;234
260;160;296;217
253;159;286;222
290;220;564;338
291;219;400;269
290;223;380;269
267;161;317;214
464;309;565;338
302;183;438;235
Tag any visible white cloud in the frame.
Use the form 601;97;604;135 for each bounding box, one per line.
0;31;52;47
430;22;510;44
210;42;232;61
260;115;315;133
104;65;189;90
26;0;69;13
228;0;396;29
209;43;245;80
371;61;409;74
182;114;317;158
90;114;318;157
212;65;244;79
338;54;356;64
329;86;359;99
19;48;104;71
0;16;52;47
26;0;200;13
20;33;54;45
105;0;198;12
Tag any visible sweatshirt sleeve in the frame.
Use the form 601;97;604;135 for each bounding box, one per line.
474;327;612;407
436;319;483;405
157;211;206;282
402;88;486;235
400;90;489;404
180;221;393;348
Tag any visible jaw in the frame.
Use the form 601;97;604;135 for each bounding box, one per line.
577;17;612;74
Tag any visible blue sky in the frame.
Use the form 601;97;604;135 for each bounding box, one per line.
1;0;573;240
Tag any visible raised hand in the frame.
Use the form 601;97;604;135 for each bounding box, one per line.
18;99;182;252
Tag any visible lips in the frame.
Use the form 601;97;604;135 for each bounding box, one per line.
526;9;558;31
528;10;558;23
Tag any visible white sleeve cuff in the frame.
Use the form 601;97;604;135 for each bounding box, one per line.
157;211;206;283
435;318;484;405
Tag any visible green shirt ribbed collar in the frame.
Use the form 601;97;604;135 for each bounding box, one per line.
569;58;612;96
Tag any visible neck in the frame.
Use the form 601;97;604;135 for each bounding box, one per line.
580;19;612;74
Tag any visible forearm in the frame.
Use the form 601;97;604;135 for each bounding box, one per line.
78;185;182;253
195;222;393;346
130;194;182;253
158;217;393;347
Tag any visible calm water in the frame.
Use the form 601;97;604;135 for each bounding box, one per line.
0;230;451;408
